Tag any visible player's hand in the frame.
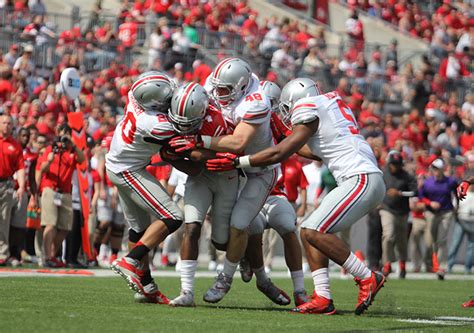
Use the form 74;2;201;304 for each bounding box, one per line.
206;153;239;172
169;135;203;153
457;181;470;201
160;146;182;161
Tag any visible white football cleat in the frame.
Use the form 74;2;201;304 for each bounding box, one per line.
203;272;233;303
170;290;196;307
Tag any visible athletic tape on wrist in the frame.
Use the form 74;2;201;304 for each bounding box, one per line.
201;136;212;149
237;155;251;168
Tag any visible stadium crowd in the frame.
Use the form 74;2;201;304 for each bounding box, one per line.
0;0;472;281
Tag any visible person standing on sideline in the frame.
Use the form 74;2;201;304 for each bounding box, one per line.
380;151;417;278
0;115;25;265
419;158;458;280
36;124;85;268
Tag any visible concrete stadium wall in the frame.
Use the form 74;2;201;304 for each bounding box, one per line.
328;2;429;67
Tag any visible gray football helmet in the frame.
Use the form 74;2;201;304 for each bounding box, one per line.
169;83;209;135
279;78;321;125
209;58;252;104
260;81;281;112
131;71;175;112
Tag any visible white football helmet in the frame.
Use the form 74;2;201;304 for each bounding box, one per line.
169;83;209;135
260;81;281;112
131;71;175;112
279;78;321;125
209;58;252;105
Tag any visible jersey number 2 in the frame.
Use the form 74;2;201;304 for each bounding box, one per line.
121;112;136;144
336;100;359;135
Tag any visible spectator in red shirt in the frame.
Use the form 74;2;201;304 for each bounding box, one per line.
118;16;138;49
0;70;13;104
241;14;259;40
192;60;212;86
0;115;26;265
36;124;85;268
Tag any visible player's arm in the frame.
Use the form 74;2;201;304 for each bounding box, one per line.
160;143;202;177
245;120;318;167
297;144;322;161
205;121;259;154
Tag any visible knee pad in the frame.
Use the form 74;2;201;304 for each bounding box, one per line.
111;223;124;238
212;240;227;251
129;229;145;243
162;218;182;234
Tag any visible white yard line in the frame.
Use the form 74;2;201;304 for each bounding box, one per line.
435;317;474;322
397;319;463;326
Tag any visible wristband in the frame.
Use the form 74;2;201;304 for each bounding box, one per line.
236;155;251;168
201;135;212;149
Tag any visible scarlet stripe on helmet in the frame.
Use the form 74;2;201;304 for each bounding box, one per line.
178;83;198;117
131;75;170;92
213;58;236;79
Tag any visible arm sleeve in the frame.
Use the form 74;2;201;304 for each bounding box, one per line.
242;107;270;125
148;120;175;142
291;103;319;126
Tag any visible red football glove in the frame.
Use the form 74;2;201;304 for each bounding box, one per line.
457;181;470;201
169;135;203;153
206;152;239;172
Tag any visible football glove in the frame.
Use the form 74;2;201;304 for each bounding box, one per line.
206;152;239;172
169;135;203;153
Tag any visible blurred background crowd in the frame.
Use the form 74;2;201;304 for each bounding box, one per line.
0;0;472;279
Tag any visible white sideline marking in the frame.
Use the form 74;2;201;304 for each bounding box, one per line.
435;316;474;322
397;319;462;326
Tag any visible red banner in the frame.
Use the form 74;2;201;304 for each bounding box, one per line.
68;111;93;261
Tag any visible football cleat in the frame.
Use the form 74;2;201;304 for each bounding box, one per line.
257;279;291;306
110;257;144;294
382;262;392;277
354;271;385;315
462;296;474;308
293;289;310;307
203;272;233;303
170;290;196;307
292;293;336;315
142;281;169;304
239;258;253;283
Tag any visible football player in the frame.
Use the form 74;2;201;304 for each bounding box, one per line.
170;58;286;304
106;72;192;304
241;81;308;306
165;83;239;307
207;78;386;315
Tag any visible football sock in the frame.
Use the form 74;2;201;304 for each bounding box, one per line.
99;244;108;258
253;266;269;286
399;260;406;271
222;257;238;278
312;268;331;300
127;242;150;261
343;252;372;280
162;235;172;255
180;260;198;292
141;269;153;286
290;270;305;292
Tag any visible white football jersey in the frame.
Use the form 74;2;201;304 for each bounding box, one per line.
106;92;175;173
291;91;381;183
204;73;276;172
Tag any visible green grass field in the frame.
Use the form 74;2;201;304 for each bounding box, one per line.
1;276;474;332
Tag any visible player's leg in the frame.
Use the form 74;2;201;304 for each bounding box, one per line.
265;196;308;306
245;213;291;306
170;175;213;307
204;169;277;303
108;169;182;304
299;173;386;315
